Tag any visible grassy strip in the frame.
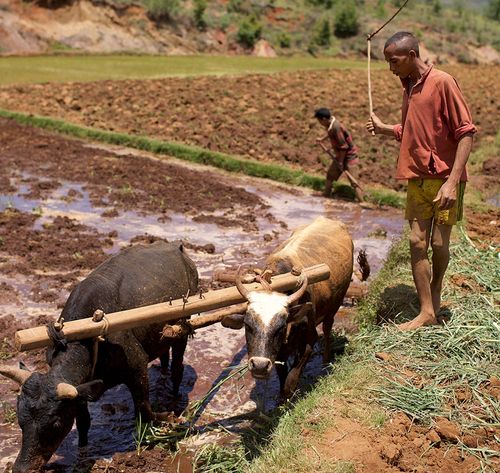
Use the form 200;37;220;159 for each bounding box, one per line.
0;108;405;208
0;55;382;86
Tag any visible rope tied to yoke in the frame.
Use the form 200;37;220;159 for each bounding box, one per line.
46;319;68;352
90;309;109;379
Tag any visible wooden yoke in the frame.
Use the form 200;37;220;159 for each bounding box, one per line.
15;264;330;352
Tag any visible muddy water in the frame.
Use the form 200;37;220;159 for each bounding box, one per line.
0;171;403;471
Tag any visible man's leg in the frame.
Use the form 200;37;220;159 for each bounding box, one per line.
345;163;364;202
399;218;438;330
430;223;453;316
324;161;342;197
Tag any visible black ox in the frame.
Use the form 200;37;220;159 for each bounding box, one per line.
0;241;198;473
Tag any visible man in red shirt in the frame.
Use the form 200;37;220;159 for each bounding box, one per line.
366;31;476;330
314;108;360;198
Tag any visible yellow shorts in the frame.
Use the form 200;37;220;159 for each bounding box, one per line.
405;179;465;225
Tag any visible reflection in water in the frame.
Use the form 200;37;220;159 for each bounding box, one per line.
0;172;403;470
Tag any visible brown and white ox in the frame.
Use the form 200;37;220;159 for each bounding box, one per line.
223;216;353;398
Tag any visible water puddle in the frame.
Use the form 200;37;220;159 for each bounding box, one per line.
0;171;403;470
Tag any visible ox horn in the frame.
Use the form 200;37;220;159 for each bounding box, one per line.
287;272;309;306
235;266;250;301
0;365;32;385
56;383;79;400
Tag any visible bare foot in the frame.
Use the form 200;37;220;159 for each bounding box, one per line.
398;313;438;331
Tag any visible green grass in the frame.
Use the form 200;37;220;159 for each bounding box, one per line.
0;55;384;85
0;108;404;207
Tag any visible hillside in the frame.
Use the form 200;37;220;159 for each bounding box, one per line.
0;0;499;64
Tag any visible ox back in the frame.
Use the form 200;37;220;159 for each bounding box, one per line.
266;216;353;324
243;216;353;397
3;241;198;473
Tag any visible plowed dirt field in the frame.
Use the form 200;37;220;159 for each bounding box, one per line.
1;66;498;192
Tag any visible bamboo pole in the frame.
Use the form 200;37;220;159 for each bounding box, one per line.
15;264;330;352
367;38;375;136
161;303;248;338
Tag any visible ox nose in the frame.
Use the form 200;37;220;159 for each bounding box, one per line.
248;357;273;378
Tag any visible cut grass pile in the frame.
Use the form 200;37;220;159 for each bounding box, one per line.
0;108;405;208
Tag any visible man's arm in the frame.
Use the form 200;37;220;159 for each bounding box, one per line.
366;113;399;137
433;133;474;210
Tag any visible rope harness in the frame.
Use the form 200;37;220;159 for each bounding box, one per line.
46;309;110;380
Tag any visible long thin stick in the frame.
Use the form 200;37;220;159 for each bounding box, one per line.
367;39;375;136
162;303;248;338
366;0;412;132
367;0;412;42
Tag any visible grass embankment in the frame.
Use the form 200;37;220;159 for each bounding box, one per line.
194;229;499;472
0;108;404;208
0;55;382;86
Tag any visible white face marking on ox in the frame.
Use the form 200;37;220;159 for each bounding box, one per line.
247;291;289;327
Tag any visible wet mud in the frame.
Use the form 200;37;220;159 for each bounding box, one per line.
0;118;405;471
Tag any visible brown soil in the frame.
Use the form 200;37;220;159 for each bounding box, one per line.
307;407;494;473
1;66;498;193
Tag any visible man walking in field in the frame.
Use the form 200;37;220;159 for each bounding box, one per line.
366;31;476;330
314;107;362;200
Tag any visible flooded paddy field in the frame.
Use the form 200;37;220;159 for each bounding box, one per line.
0;117;404;471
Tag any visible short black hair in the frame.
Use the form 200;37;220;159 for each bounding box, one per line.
384;31;420;58
314;108;331;120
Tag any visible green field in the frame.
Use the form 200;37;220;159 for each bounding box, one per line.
0;55;384;85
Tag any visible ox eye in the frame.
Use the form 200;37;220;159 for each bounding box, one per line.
53;420;62;430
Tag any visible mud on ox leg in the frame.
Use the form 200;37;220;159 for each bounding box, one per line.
159;338;188;398
276;301;319;398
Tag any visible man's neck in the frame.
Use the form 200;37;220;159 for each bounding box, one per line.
408;58;429;81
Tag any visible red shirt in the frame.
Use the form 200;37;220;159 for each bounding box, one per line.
393;65;476;181
327;120;359;167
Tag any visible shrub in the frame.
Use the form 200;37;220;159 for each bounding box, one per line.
227;0;244;13
334;3;359;38
237;16;262;48
193;0;207;29
144;0;180;21
315;19;331;46
486;0;500;21
306;0;335;8
277;32;291;48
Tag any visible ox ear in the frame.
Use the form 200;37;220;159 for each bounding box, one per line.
287;302;313;324
221;313;245;330
76;380;105;402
